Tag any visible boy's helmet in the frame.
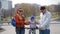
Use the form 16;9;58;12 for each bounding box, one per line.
30;15;35;20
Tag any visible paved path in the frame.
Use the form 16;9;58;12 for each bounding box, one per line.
0;23;60;34
0;25;39;34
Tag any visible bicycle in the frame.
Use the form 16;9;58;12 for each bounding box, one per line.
25;26;38;34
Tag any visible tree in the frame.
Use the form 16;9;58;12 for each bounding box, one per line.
15;3;40;17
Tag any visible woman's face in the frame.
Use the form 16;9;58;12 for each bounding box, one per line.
17;9;23;15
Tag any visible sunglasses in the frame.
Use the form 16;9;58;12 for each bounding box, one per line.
18;10;23;12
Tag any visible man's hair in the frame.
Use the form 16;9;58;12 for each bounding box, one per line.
40;6;46;10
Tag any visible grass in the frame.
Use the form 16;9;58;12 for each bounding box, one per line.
1;17;11;21
51;13;58;18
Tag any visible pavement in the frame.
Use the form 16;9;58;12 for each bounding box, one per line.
0;25;39;34
0;24;60;34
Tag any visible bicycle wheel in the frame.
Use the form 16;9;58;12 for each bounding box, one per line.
32;29;34;34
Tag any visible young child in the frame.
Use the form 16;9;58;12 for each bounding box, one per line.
29;15;38;34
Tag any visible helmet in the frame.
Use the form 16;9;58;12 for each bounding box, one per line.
30;15;35;20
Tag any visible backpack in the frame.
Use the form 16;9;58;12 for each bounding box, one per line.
11;17;16;27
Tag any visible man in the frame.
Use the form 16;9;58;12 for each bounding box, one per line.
39;6;51;34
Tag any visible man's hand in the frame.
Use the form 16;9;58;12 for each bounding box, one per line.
38;27;41;29
39;26;43;29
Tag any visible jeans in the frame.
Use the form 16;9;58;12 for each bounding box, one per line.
16;27;25;34
39;29;50;34
29;29;36;34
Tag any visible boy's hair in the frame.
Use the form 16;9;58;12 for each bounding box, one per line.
40;6;46;10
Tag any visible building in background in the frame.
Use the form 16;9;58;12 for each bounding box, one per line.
0;0;2;28
0;1;1;9
0;0;12;10
15;4;20;8
0;0;12;17
0;0;2;19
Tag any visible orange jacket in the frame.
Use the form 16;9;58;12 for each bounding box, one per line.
14;15;25;28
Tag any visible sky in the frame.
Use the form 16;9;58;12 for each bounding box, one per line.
12;0;60;7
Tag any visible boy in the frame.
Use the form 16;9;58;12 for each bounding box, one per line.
29;15;38;34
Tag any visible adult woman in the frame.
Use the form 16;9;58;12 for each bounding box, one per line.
13;8;27;34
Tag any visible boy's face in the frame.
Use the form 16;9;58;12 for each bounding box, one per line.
31;18;34;21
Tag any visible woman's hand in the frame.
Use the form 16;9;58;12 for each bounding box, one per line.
24;21;30;25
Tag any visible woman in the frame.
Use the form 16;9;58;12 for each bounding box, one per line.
13;8;27;34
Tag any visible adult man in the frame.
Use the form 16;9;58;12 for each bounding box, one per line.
39;6;51;34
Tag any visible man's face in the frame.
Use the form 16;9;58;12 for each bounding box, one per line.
40;9;46;14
